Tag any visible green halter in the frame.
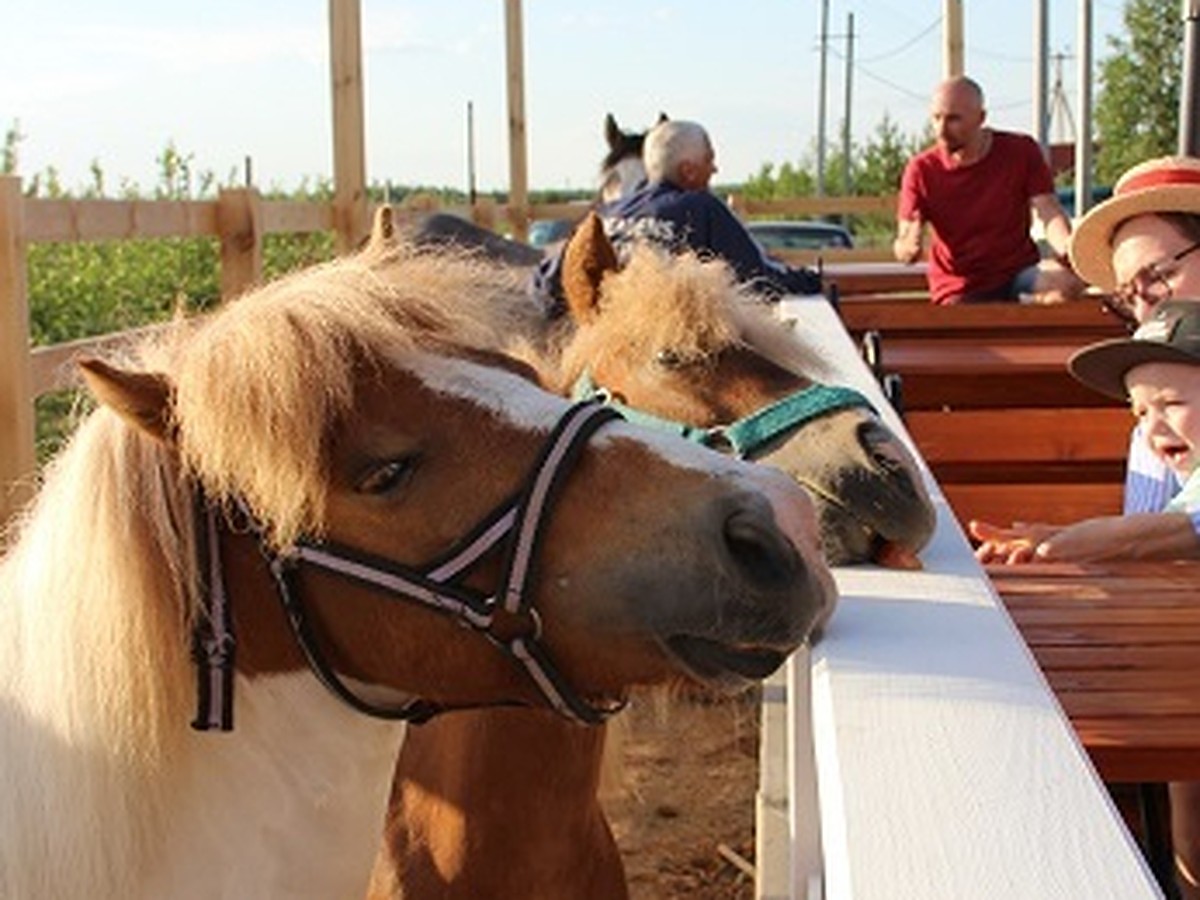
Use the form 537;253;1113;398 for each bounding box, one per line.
571;370;876;459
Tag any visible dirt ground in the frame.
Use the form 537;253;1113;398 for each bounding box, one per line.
601;690;762;899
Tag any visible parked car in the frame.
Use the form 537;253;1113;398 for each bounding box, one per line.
528;218;575;248
746;220;854;254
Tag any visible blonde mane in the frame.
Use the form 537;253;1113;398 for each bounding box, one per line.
0;239;532;897
555;244;831;392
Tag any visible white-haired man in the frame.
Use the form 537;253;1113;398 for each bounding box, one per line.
534;119;820;311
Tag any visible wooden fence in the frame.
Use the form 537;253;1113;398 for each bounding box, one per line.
0;176;902;527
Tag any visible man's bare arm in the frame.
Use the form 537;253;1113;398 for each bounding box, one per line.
893;217;923;264
1030;192;1073;260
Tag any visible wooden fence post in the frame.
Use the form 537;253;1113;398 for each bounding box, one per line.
330;0;369;253
0;175;36;532
217;187;264;301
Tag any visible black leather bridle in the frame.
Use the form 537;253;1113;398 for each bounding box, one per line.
190;401;627;732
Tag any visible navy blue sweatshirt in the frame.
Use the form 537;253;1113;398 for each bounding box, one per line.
533;180;822;311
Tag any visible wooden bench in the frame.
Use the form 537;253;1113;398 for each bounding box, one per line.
855;326;1133;528
839;296;1127;343
819;260;928;299
908;406;1130;526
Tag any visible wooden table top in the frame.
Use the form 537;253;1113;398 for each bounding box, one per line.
989;560;1200;783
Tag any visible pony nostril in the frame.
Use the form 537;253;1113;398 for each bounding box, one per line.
858;421;904;473
723;509;799;590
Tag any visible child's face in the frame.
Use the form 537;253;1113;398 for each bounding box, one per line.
1128;361;1200;477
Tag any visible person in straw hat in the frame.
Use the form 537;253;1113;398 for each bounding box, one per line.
972;155;1200;898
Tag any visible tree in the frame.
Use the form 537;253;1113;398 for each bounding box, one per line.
2;120;22;175
1094;0;1182;184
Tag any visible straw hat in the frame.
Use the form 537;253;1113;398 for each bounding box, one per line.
1069;156;1200;290
1069;299;1200;399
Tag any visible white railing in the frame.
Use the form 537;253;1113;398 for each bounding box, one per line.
757;296;1162;900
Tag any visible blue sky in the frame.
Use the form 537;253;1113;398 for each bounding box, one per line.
1;1;1127;195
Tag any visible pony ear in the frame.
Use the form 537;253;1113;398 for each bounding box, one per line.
369;204;396;245
561;212;618;323
657;111;669;124
604;113;621;150
78;358;176;443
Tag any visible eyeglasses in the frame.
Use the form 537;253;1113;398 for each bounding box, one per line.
1106;239;1200;322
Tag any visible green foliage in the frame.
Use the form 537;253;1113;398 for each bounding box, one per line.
1094;0;1182;183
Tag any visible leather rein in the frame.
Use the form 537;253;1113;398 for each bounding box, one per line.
190;401;626;732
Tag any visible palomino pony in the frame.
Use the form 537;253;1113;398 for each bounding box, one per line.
370;216;934;900
0;235;837;900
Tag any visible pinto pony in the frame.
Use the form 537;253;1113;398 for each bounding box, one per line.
0;235;835;900
371;216;934;899
598;111;665;203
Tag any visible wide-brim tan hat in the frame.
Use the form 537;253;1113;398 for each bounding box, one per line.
1069;299;1200;399
1069;155;1200;290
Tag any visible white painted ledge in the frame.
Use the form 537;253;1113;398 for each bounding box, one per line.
756;296;1162;900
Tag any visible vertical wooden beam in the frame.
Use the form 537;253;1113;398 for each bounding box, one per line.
330;0;368;253
943;0;964;78
0;176;36;531
504;0;530;243
217;187;264;300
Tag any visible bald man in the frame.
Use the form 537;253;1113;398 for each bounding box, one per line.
894;76;1083;305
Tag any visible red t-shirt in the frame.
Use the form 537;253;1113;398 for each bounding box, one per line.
898;130;1054;305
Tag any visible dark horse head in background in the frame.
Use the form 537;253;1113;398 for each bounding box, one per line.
598;111;666;203
405;112;667;265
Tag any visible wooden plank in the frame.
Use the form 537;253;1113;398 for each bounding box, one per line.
940;482;1124;526
907;407;1131;465
24;198;219;242
821;260;928;296
30;325;166;396
729;193;898;217
839;296;1127;340
989;561;1200;783
0;176;36;532
261;200;334;235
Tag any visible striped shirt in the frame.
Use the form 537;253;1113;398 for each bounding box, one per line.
1124;424;1200;532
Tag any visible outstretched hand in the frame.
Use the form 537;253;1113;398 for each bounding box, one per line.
970;514;1174;565
969;519;1061;564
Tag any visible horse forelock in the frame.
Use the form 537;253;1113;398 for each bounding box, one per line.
167;243;531;548
558;245;828;387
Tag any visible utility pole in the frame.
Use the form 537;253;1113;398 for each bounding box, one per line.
503;0;529;242
1049;51;1077;144
1033;0;1050;156
816;0;829;197
842;12;854;203
1182;0;1200;154
466;100;477;206
943;0;964;78
1075;0;1094;216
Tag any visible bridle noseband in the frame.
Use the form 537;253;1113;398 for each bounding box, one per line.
191;401;626;732
571;370;874;459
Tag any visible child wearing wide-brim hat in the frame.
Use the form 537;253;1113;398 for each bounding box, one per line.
1070;299;1200;513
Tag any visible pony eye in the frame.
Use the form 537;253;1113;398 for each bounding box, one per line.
357;456;419;495
654;348;686;369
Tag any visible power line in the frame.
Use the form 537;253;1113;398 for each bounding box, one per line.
857;16;941;64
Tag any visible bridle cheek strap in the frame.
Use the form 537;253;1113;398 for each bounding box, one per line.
192;401;625;732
